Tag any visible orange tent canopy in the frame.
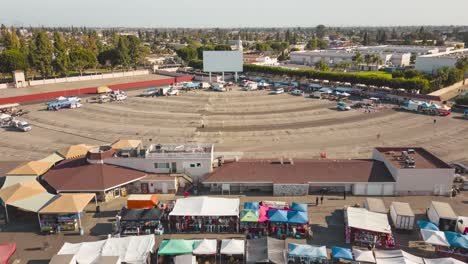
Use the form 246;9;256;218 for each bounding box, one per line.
127;194;158;209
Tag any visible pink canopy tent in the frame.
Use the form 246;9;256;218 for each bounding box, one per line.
0;243;16;264
258;206;270;222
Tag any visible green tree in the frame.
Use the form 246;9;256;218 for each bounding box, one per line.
352;51;363;66
315;25;327;38
305;38;318;50
362;32;370;45
116;37;130;68
69;48;97;75
53;32;70;76
2;27;20;50
455;95;468;106
98;48;120;69
0;49;29;73
29;31;54;77
336;61;352;72
255;43;270;52
126;35;143;66
315;59;330;71
175;46;198;62
214;44;231;51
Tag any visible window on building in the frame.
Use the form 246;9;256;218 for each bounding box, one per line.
154;162;170;169
184;162;202;168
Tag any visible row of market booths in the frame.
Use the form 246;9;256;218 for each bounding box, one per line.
240;201;311;239
165;197;311;240
419;221;468;262
156;238;465;264
0;180;96;234
362;198;467;262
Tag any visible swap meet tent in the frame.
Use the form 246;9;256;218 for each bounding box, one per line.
169;196;239;216
220;239;245;255
0;243;16;264
346;207;391;234
58;234;155;264
193;239;217;255
420;229;450;247
246;237;285;264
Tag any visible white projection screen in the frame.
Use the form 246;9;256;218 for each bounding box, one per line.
203;51;243;72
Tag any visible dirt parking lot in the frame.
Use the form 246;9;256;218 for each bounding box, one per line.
0;192;467;264
1;87;467;163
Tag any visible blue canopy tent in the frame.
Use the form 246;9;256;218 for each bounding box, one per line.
244;202;260;210
287;211;308;225
268;210;288;223
290;202;307;212
418;220;439;231
331;246;353;261
288;243;327;260
444;231;468;249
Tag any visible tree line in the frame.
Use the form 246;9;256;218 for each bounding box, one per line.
0;26;149;79
243;64;430;92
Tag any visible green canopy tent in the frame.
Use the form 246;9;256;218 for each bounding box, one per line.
240;209;259;222
158;240;194;256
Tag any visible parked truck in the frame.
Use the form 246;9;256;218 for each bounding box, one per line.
11;120;32;132
426;201;458;231
390;202;415;230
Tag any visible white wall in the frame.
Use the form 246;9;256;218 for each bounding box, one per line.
28;70;149;87
415;57;458;73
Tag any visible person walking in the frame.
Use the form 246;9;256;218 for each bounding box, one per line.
320;195;324;204
316;197;319;206
433;119;437;124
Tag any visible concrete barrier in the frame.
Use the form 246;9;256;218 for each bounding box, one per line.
28;70;150;86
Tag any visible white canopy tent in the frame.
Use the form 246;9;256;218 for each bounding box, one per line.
220;239;245;255
347;207;391;234
9;192;56;213
58;240;107;264
353;249;376;263
193;239;217;255
101;235;155;263
169;197;240;216
375;250;424;264
423;258;466;264
420;229;450;247
1;176;37;188
57;235;155;264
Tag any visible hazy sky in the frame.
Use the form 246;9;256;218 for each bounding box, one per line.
2;0;468;27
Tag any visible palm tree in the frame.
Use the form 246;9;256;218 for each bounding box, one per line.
364;54;372;69
372;54;383;70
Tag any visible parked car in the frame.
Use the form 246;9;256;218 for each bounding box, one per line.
272;88;284;94
167;88;179;96
140;88;158;97
212;83;226;92
291;89;303;96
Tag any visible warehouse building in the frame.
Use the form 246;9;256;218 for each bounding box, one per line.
415;48;468;73
203;147;455;197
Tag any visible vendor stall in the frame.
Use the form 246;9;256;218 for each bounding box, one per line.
345;207;394;248
158;239;194;256
220;239;245;264
439;231;468;262
38;193;96;235
246;237;285;264
268;210;289;239
421;229;450;247
193;239;217;264
58;235;155;264
49;254;77;264
168;196;239;233
287;243;327;263
117;207;163;236
332;246;353;261
353;249;376;263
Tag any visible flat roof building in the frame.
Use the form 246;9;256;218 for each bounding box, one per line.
415;48;468;73
203;147;454;196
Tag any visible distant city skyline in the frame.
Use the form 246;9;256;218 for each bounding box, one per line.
2;0;468;28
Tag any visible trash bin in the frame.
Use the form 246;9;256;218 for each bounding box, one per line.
79;227;84;236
